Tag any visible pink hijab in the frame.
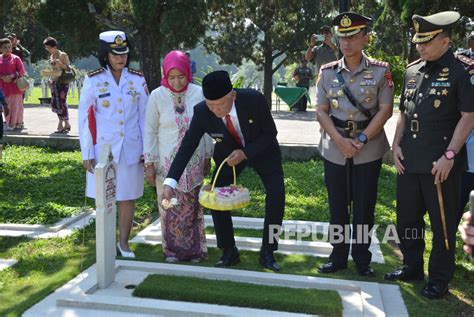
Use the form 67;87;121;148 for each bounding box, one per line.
160;50;192;93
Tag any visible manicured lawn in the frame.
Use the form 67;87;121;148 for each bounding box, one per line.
24;86;79;106
134;274;342;316
0;146;156;225
0;145;472;316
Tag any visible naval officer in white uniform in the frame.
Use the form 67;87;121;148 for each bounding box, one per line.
78;30;148;258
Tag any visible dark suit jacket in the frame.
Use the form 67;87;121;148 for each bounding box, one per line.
167;88;282;183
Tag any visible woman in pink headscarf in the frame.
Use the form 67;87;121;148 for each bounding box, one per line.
143;50;212;263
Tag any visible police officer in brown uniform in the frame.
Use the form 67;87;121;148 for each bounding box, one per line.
316;12;394;276
385;11;474;299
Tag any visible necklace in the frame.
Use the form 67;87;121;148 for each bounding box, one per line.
170;91;186;114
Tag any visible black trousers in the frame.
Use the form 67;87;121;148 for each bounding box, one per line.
324;158;382;268
211;161;285;251
295;84;309;111
397;170;461;286
458;171;474;221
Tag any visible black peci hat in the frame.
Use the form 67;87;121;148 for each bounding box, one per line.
202;70;233;100
411;11;460;44
332;12;372;37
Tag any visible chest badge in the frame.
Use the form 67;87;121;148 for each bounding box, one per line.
331;99;339;109
363;71;374;79
104;81;110;87
337;90;344;97
99;88;108;93
102;100;110;108
441;89;448;96
429;88;436;95
434;99;441;109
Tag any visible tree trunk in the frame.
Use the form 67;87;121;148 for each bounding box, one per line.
136;31;162;90
262;33;273;109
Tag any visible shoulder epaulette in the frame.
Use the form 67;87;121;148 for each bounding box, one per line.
455;54;474;67
320;61;339;70
407;58;422;68
128;68;144;76
369;58;389;68
87;68;105;77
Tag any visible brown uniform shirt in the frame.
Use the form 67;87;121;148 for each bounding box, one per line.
316;53;394;165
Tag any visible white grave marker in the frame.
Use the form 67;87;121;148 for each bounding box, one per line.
95;144;117;289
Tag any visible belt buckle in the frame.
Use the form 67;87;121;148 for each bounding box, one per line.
410;120;419;132
346;120;355;131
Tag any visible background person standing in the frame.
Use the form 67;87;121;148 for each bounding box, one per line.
292;58;313;111
43;36;72;134
305;25;338;74
0;37;25;131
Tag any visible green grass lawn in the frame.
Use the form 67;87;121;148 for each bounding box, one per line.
24;86;79;106
0;145;472;316
134;274;342;316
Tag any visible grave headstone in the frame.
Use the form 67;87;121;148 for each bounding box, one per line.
95;144;117;289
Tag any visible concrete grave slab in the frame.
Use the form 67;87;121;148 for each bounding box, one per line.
0;259;18;271
24;260;408;317
132;216;385;263
0;210;95;239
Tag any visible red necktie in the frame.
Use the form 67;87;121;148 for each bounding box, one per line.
225;114;243;147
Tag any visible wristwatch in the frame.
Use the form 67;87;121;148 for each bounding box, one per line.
444;149;456;160
357;132;368;144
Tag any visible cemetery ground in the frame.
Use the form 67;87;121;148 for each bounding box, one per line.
0;146;473;316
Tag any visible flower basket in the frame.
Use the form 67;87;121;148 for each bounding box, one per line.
198;158;250;211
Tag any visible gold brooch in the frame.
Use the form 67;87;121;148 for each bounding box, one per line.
413;20;420;33
341;15;352;27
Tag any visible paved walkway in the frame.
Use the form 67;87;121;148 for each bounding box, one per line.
3;105;398;159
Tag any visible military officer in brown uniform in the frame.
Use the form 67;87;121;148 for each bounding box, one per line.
316;12;394;276
385;11;474;299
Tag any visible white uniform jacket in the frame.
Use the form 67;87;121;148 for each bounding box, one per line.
78;66;148;166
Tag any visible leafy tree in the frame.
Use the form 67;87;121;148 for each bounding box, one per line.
381;0;474;61
205;0;336;107
2;0;50;64
36;0;208;89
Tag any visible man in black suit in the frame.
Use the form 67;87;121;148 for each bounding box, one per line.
161;70;285;271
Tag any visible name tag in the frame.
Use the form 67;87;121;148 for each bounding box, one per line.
99;93;111;98
210;133;224;138
361;80;377;86
431;82;451;87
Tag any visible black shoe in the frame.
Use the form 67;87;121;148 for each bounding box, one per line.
259;249;280;272
421;282;448;299
215;246;240;267
318;262;347;274
384;266;424;281
358;266;375;277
